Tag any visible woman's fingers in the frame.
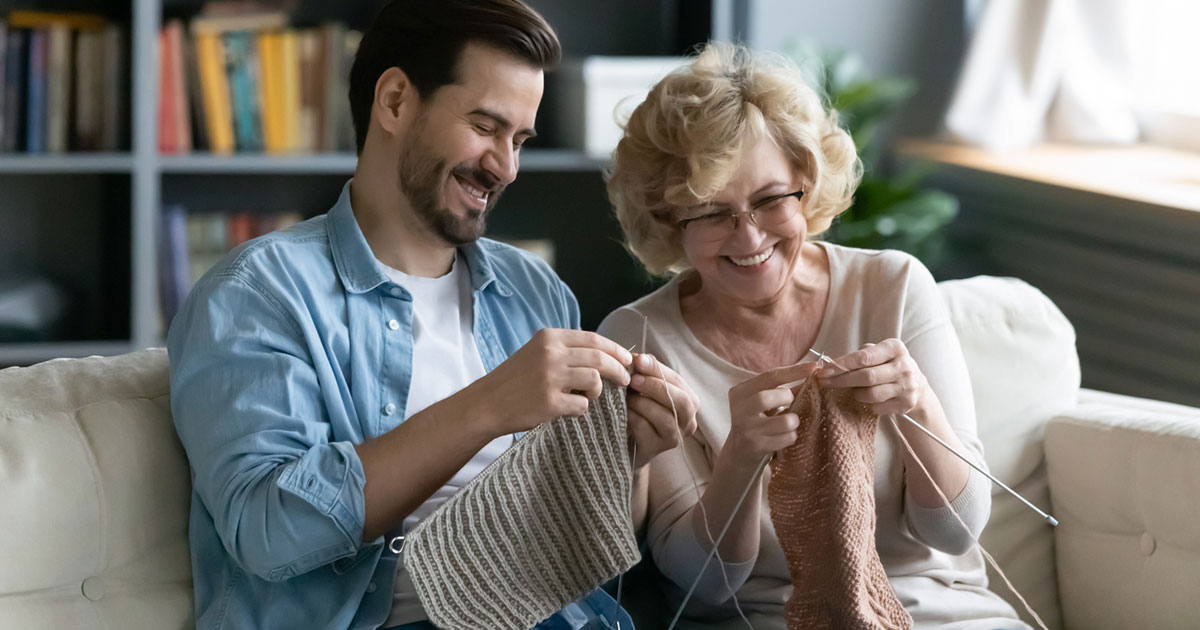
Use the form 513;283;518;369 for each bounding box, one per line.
629;354;699;438
626;405;678;468
817;339;927;416
732;361;819;398
819;360;901;389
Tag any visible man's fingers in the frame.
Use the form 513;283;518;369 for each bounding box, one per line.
564;346;631;386
563;367;604;400
558;329;634;366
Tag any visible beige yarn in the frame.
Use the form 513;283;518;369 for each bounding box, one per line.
403;381;641;630
768;378;913;630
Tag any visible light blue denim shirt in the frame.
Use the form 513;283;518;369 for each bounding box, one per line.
168;181;581;629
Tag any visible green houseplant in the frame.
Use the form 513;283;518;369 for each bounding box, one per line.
786;41;958;266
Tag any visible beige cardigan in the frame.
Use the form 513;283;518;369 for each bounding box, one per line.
598;243;1027;630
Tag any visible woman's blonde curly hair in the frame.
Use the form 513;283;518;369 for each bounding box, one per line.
605;42;862;276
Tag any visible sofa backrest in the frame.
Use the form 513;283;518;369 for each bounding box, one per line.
0;276;1082;630
940;275;1081;630
0;348;192;629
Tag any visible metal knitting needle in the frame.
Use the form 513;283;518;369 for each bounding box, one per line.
616;317;650;630
806;348;1059;527
667;452;770;630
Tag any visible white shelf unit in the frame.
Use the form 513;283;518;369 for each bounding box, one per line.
1;0;718;365
0;153;135;173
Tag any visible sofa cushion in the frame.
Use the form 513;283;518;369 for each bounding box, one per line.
0;349;192;629
939;276;1080;630
1046;390;1200;630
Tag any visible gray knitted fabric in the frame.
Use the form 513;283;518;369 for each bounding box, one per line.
403;381;641;630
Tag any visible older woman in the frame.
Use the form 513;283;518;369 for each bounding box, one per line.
598;43;1030;630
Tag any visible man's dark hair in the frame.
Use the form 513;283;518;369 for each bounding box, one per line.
348;0;562;154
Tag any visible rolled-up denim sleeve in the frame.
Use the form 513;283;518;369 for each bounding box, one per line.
168;271;367;581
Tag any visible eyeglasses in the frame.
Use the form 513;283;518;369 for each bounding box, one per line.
675;190;805;242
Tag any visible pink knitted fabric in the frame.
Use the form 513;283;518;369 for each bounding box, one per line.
768;378;913;630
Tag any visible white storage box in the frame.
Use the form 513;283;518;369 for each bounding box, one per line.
550;56;687;159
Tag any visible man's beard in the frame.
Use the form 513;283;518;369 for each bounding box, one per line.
397;128;504;246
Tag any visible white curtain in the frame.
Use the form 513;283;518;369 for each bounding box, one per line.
943;0;1139;150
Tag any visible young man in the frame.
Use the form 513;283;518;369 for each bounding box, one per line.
168;1;698;628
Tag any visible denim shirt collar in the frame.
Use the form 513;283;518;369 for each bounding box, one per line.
326;180;507;296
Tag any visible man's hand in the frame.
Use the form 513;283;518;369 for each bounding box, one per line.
626;353;699;469
471;328;633;436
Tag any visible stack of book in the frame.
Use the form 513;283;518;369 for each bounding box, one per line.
159;205;304;322
159;6;361;154
0;11;125;153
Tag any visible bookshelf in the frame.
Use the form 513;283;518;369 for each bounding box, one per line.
0;0;722;366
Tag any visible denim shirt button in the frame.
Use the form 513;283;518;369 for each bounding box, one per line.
387;319;400;331
390;287;403;297
383;403;396;416
366;582;377;593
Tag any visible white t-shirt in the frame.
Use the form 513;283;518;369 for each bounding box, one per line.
381;254;516;626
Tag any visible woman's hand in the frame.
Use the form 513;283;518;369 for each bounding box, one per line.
817;339;930;416
720;363;819;470
626;354;699;469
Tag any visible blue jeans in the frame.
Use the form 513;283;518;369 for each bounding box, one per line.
384;587;634;630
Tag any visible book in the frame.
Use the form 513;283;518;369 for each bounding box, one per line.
257;30;283;151
279;29;299;153
3;29;26;152
298;29;320;152
183;29;209;151
26;29;47;154
0;22;6;150
45;24;69;153
73;30;104;150
7;11;106;31
158;19;191;153
158;204;191;325
226;212;254;246
190;11;287;36
224;31;263;151
167;20;191;152
100;24;123;151
319;22;346;153
157;27;175;152
195;32;234;153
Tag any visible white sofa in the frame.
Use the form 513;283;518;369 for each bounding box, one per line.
1;276;1198;629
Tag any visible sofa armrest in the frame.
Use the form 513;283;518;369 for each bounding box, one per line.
1045;389;1200;630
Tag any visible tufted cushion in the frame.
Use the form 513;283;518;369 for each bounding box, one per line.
0;349;192;629
939;276;1080;630
1046;390;1200;630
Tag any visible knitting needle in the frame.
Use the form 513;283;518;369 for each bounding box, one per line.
806;348;1059;527
667;452;770;630
616;318;649;630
